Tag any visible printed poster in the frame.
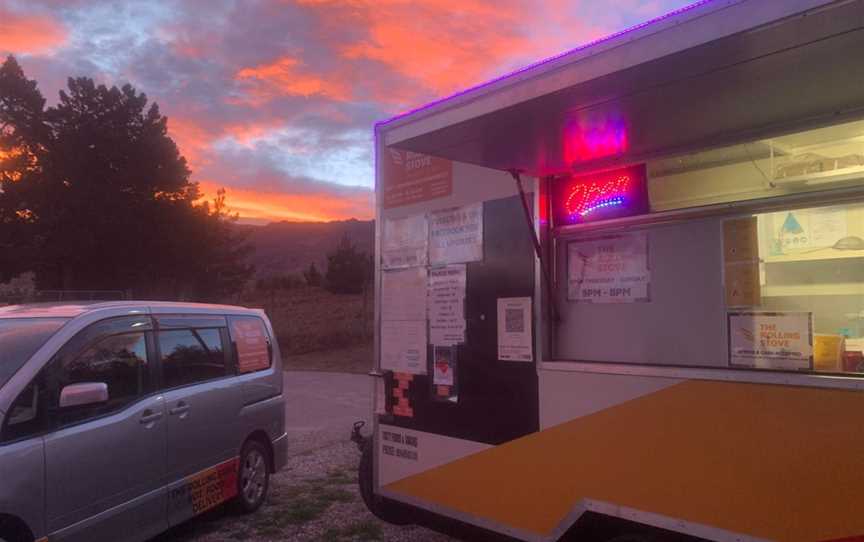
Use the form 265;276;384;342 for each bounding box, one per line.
381;320;427;375
428;265;466;346
765;206;848;254
381;268;427;321
231;318;271;373
381;267;427;375
728;312;813;370
382;149;452;209
497;297;533;362
567;232;650;303
382;214;428;269
432;346;455;386
723;217;761;307
429;203;483;265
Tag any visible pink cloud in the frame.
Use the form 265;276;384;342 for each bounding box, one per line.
235;56;352;103
0;7;67;55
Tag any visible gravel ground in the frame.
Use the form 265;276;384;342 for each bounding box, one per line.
154;439;454;542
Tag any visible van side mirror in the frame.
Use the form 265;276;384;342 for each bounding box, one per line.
59;382;109;408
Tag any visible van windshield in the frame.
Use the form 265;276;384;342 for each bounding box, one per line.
0;318;68;389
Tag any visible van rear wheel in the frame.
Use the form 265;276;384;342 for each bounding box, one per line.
0;516;31;542
358;438;415;525
235;439;270;514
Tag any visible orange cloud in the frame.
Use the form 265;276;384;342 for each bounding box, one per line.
221;119;292;146
197;181;372;223
167;117;213;170
298;0;539;97
235;56;351;103
0;7;67;55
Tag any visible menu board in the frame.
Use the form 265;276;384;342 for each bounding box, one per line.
428;265;466;346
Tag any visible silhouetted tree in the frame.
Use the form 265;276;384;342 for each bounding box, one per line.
303;262;322;287
325;234;369;295
0;55;253;298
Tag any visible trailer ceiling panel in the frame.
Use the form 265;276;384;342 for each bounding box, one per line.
381;0;864;177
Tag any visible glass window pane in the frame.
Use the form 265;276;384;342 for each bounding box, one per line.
3;380;44;442
0;318;68;388
648;119;864;212
54;332;148;425
755;202;864;373
159;329;226;389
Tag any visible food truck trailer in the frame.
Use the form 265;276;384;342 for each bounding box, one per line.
357;1;864;540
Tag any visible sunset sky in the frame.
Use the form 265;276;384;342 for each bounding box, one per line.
1;0;692;224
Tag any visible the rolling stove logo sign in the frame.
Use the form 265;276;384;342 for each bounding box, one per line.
382;149;452;209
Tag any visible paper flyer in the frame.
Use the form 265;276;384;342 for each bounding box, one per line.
381;268;427;322
380;267;428;375
428;265;467;346
723;217;761;307
567;233;650;303
429;203;483;265
381;320;427;375
382;214;428;269
728;311;813;370
497;297;533;362
432;346;455;386
766;207;848;253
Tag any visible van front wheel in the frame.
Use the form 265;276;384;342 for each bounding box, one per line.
235;440;270;514
359;438;415;525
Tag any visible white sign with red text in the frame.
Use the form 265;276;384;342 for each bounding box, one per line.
567;233;650;303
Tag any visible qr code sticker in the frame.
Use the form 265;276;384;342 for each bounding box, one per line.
505;308;524;333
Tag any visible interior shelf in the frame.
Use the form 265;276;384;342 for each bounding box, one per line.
763;250;864;264
762;283;864;297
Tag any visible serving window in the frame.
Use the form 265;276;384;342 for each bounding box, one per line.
753;203;864;372
648;119;864;212
551;119;864;375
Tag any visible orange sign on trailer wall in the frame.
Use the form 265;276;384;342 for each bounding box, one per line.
231;317;271;373
382;149;452;209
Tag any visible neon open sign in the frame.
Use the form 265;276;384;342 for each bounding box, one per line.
553;165;648;226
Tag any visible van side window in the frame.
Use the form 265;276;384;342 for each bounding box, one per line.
159;328;227;389
228;316;272;374
2;378;45;443
53;332;149;426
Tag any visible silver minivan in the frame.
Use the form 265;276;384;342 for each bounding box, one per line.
0;302;287;542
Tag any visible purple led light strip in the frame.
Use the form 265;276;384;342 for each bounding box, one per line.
375;0;718;130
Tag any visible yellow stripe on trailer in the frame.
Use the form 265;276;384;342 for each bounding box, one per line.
386;380;864;541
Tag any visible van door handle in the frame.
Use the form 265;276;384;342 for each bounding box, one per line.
169;402;190;416
139;410;163;425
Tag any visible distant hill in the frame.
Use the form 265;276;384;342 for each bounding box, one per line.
240;219;374;278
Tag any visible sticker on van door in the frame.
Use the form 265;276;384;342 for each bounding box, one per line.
168;457;240;516
231;317;271;373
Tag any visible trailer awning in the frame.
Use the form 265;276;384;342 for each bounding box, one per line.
378;0;864;178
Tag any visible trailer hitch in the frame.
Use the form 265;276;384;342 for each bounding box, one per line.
350;420;367;452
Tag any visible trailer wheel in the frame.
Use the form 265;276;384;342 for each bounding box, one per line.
359;438;415;525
